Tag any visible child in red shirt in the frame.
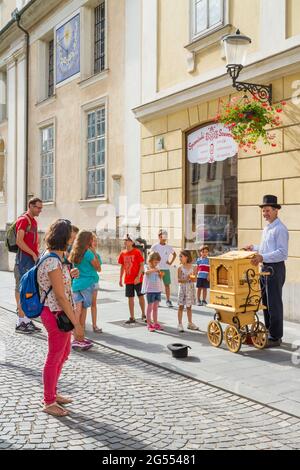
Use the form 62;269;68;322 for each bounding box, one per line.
118;234;146;324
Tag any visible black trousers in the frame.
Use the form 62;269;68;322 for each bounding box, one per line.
261;262;286;340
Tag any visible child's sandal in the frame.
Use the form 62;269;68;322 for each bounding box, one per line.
93;326;102;333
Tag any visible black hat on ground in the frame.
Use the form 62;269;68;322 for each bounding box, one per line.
167;343;191;358
259;195;281;210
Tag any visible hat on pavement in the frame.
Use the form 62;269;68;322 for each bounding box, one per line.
259;195;281;210
167;343;191;359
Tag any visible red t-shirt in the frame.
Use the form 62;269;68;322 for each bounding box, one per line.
118;248;144;285
15;213;39;257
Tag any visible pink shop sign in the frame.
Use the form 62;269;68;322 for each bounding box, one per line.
187;124;238;164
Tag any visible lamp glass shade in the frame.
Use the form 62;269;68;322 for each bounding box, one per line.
223;32;251;66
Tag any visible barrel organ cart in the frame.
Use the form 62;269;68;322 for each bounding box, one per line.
207;251;269;353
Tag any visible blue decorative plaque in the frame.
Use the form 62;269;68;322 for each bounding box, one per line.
56;14;80;84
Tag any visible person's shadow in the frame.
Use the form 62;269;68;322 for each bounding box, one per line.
47;411;154;450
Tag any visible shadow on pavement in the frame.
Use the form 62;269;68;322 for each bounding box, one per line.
60;411;153;450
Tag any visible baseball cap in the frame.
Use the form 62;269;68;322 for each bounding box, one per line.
123;233;136;243
159;230;168;239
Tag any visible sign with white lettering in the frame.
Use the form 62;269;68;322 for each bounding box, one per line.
187;124;238;164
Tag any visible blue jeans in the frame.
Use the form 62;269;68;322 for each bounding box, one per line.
73;286;94;308
146;292;161;304
14;252;35;293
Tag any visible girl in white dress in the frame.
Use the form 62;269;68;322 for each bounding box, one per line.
177;250;199;332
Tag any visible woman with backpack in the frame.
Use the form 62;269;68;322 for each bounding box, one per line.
37;219;84;417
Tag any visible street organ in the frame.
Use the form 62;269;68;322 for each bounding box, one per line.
207;251;268;353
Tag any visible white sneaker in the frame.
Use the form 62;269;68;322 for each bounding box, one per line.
187;323;199;331
178;324;184;332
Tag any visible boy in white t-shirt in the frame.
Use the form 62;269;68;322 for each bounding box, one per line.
151;230;176;308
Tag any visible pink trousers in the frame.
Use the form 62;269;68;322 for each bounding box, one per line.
41;306;71;405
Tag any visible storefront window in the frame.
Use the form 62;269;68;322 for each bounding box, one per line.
185;123;238;255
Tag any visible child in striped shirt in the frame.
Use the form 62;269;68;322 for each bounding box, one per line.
196;245;210;306
142;252;164;332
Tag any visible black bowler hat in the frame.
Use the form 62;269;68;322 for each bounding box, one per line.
259;195;281;209
167;343;191;358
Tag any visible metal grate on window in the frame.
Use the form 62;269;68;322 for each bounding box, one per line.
94;2;105;74
48;39;54;97
87;108;105;198
41;126;54;202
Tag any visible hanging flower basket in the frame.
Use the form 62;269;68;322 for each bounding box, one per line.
214;96;286;154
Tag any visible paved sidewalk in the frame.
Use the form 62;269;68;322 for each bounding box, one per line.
1;267;300;418
1;309;300;450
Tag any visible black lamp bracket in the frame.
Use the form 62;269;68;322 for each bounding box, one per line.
227;64;272;104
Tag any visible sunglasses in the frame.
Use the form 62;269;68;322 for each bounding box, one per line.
57;219;72;225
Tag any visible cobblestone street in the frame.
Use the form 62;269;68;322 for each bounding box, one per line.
1;309;300;450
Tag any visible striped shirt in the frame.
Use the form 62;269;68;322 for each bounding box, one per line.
196;257;210;279
141;265;162;294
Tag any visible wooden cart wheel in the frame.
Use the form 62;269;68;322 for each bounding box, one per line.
207;321;223;348
224;325;242;353
251;322;267;349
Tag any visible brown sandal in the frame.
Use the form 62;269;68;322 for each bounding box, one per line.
42;402;69;417
56;395;73;405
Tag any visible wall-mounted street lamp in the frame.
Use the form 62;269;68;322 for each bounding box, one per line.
222;29;272;104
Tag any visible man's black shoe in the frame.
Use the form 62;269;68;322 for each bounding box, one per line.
15;323;34;334
29;321;42;332
125;318;136;325
265;337;282;348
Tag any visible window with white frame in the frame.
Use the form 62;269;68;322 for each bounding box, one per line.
41;126;54;202
192;0;225;39
94;1;106;73
87;108;105;198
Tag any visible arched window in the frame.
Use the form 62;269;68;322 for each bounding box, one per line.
185;122;238;254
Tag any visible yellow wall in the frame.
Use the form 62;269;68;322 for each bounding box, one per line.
157;0;260;92
286;0;300;38
141;71;300;282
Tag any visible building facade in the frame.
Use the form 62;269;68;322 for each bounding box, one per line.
0;0;142;267
134;0;300;322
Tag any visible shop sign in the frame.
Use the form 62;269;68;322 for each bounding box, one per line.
187;123;238;164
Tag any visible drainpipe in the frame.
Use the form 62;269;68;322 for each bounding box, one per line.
11;8;30;212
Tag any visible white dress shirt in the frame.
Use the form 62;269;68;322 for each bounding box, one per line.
253;218;289;263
